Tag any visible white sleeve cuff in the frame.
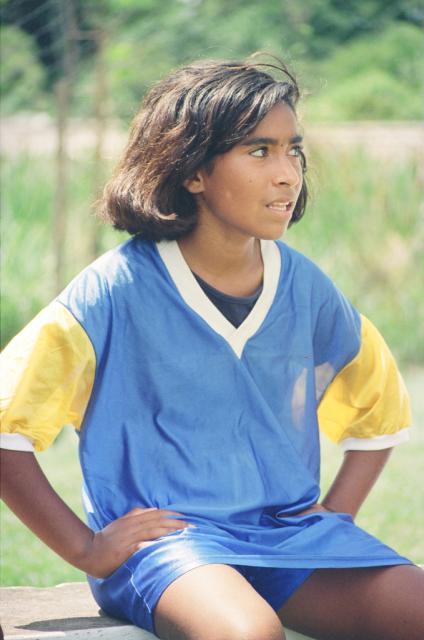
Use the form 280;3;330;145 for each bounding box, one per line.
0;432;35;451
340;428;411;452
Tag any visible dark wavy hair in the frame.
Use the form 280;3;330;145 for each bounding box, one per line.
98;56;308;240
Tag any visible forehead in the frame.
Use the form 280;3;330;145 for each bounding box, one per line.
244;102;299;140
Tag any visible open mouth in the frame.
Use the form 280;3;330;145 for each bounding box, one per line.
266;201;293;213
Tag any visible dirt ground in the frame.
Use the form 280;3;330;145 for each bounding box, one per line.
1;114;423;164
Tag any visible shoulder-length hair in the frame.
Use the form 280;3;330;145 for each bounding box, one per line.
98;56;308;240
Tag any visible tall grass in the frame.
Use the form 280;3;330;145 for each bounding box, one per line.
0;155;124;348
1;148;423;363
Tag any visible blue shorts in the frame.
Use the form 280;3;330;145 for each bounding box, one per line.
88;558;313;634
233;564;314;611
87;516;410;634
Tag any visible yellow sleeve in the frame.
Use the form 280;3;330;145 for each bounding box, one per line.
0;301;96;452
317;314;411;444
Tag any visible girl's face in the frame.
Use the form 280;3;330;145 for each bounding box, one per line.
184;102;303;242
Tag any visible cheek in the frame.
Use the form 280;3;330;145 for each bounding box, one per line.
201;184;235;213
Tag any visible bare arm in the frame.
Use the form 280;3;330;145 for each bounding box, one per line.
0;449;192;578
321;448;392;518
297;448;393;519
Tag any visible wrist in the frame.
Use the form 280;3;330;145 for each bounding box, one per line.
321;498;357;518
320;502;337;513
66;528;96;572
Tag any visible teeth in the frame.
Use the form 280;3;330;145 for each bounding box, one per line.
268;202;290;211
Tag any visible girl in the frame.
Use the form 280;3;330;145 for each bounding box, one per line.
1;58;424;640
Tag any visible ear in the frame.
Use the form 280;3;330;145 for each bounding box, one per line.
183;170;205;194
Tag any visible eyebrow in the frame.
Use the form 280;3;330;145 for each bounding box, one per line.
240;134;303;146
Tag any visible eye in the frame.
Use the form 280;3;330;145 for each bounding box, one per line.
288;145;304;158
250;146;268;158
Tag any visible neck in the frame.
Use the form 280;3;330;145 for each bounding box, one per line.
177;222;264;297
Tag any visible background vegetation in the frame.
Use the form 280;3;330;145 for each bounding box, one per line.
1;0;423;585
1;0;423;121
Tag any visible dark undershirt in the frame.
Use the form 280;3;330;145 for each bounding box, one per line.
193;272;263;328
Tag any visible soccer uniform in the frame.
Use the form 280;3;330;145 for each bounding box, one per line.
0;237;412;633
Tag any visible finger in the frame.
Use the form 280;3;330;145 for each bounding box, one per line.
122;507;158;519
132;527;189;552
128;522;193;545
297;505;327;516
131;510;188;525
155;509;187;519
155;519;195;530
140;524;192;541
130;517;193;533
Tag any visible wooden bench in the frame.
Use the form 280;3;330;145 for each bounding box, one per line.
0;582;315;640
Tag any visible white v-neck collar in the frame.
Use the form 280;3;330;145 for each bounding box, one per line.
157;239;281;358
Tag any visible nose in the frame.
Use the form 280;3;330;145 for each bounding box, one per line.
273;154;301;188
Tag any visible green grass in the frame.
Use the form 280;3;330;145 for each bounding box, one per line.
1;367;423;586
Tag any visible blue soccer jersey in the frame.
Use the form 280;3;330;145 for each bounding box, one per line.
0;237;412;630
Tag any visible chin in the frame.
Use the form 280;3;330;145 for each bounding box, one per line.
256;225;289;241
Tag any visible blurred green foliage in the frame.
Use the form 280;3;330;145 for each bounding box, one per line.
1;0;423;120
0;25;47;112
305;23;424;121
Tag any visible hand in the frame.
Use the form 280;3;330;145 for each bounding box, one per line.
79;507;193;578
295;503;333;517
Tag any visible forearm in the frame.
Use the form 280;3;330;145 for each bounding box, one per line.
321;448;392;518
0;449;94;571
1;449;194;579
